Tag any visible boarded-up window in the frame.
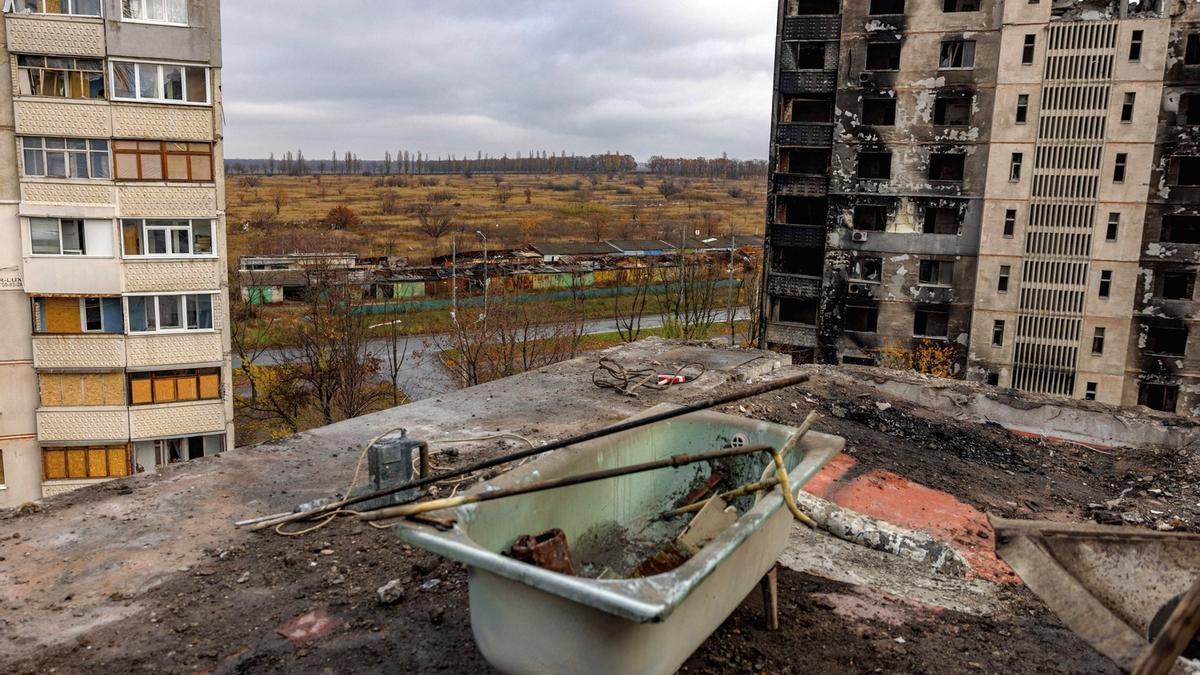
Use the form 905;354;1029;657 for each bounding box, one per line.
39;373;125;407
128;369;221;405
42;445;131;480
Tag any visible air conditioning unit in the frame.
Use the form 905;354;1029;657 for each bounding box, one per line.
859;72;873;85
851;231;870;243
848;283;866;296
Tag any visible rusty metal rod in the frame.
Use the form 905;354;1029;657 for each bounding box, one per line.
358;444;776;522
249;372;810;532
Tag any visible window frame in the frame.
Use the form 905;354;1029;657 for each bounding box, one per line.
1120;92;1135;124
938;40;977;70
11;0;103;17
125;292;217;334
1003;208;1017;238
1129;29;1143;62
41;445;132;481
128;368;222;406
1106;213;1120;242
1015;94;1029;124
913;308;950;339
113;140;215;183
16;54;105;100
20;137;110;180
109;59;210;105
1113;153;1128;183
918;259;954;287
29;217;88;256
1010;153;1024;182
992;320;1005;347
121;218;216;259
119;0;188;26
1022;34;1037;65
1092;326;1106;355
998;264;1011;293
1099;270;1113;298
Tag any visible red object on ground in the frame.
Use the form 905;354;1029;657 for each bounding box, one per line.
276;608;340;646
806;455;1020;584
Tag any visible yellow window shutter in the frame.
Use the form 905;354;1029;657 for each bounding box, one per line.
130;377;153;405
176;375;199;401
66;449;87;479
43;449;67;480
153;377;177;403
107;447;130;477
199;373;220;400
44;297;82;333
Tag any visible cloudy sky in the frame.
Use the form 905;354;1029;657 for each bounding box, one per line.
221;1;776;163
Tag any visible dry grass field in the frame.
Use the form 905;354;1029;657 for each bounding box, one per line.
225;173;768;263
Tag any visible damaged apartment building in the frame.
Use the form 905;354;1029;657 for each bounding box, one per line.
0;0;233;507
763;0;1200;415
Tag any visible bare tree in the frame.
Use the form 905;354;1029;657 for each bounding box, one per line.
613;262;653;343
380;190;402;215
658;253;722;340
496;181;514;204
230;274;309;435
381;311;410;407
412;203;456;255
272;187;286;214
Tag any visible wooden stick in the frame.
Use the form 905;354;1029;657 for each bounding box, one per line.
661;478;781;518
357;444;776;522
249;373;810;532
1132;575;1200;675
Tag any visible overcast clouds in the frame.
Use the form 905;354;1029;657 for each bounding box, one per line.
221;1;776;162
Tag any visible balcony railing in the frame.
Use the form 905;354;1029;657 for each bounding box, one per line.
780;71;837;95
771;223;826;248
777;122;834;147
783;15;841;41
33;334;127;370
768;273;822;300
766;321;818;348
774;173;829;198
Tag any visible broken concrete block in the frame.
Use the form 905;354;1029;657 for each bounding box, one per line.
376;579;404;605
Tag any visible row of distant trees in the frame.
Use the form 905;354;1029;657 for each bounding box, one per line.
226;151;767;180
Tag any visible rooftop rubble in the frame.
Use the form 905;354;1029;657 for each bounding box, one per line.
1;339;1197;673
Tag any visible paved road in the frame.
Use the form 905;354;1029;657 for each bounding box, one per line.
236;307;752;402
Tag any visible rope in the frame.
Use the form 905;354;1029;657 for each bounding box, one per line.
592;358;706;397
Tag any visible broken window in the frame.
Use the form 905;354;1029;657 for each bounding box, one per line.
1170;157;1200;186
849;257;883;282
852;205;888;231
31;218;88;255
122;219;215;257
778;196;827;225
1092;327;1106;354
788;98;832;123
914;309;950;338
986;372;1001;386
793;44;827;70
122;0;187;24
1180;93;1200;126
113;141;214;182
1085;382;1098;401
858;152;893;180
1099;270;1113;298
1162;215;1200;244
1113;153;1128;183
1138;382;1179;413
1004;209;1017;237
866;43;902;71
1129;30;1143;61
1121;92;1136;123
1106;213;1120;242
919;259;954;286
112;61;209;104
923;207;961;234
1146;324;1188;356
1010;153;1023;182
934;97;972;126
869;0;904;13
943;0;979;10
992;320;1005;347
1158;271;1196;300
772;246;824;276
21;137;109;179
863;98;897;126
1015;94;1029;124
16;55;105;99
42;446;131;481
792;0;840;14
939;40;976;69
1022;34;1037;65
998;265;1011;293
845;304;879;332
1187;34;1200;65
13;0;102;15
128;369;221;405
781;149;830;174
929;153;965;182
127;294;214;333
777;298;819;324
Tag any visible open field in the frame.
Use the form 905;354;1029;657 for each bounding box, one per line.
225;173;768;263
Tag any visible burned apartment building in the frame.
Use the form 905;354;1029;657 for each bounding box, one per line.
764;0;1200;415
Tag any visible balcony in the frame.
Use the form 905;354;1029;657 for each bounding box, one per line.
6;16;105;57
766;321;819;348
32;334;126;370
777;123;834;147
768;273;822;300
124;259;222;293
771;223;826;248
779;71;837;96
23;256;122;295
783;15;841;41
774;173;829;198
126;332;223;369
129;401;227;441
36;407;129;444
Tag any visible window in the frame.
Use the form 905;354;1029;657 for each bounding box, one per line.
1139;382;1179;413
122;219;215;257
1187;34;1200;65
1004;209;1017;238
21;138;109;180
986;372;1001;386
113;141;214;182
1092;327;1106;354
12;0;102;16
934;97;972;126
939;40;976;69
998;265;1011;293
866;43;902;71
1170;157;1200;186
1101;212;1119;242
33;297;122;334
128;369;221;405
1159;271;1195;300
863;98;897;126
929;153;965;181
38;372;125;406
121;0;187;25
793;44;826;70
127;294;215;333
1099;270;1113;298
1085;382;1098;401
923;207;961;234
992;320;1005;347
1121;93;1136;123
1129;30;1143;61
919;259;954;286
1180;93;1200;126
943;0;979;10
112;61;209;104
31;218;86;255
1015;94;1029;124
776;298;818;324
42;445;131;481
853;205;888;231
1022;34;1037;65
869;0;904;12
858;152;892;180
1010;153;1023;182
914;309;950;338
845;304;879;332
1162;215;1200;244
1113;153;1128;183
16;55;104;99
1145;325;1188;356
849;257;883;282
134;435;223;472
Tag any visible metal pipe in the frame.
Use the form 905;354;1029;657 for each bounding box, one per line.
248;372;810;532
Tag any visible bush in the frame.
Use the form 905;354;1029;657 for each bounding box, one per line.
380;191;402;215
325;205;362;230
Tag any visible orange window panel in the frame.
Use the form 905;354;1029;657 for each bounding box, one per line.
43;449;67;480
66;448;87;479
43;297;82;333
153;377;177;403
40;374;63;406
130;377;153;405
176;376;199;401
198;373;220;399
61;374;84;406
103;373;125;406
107;447;130;477
87;448;108;477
